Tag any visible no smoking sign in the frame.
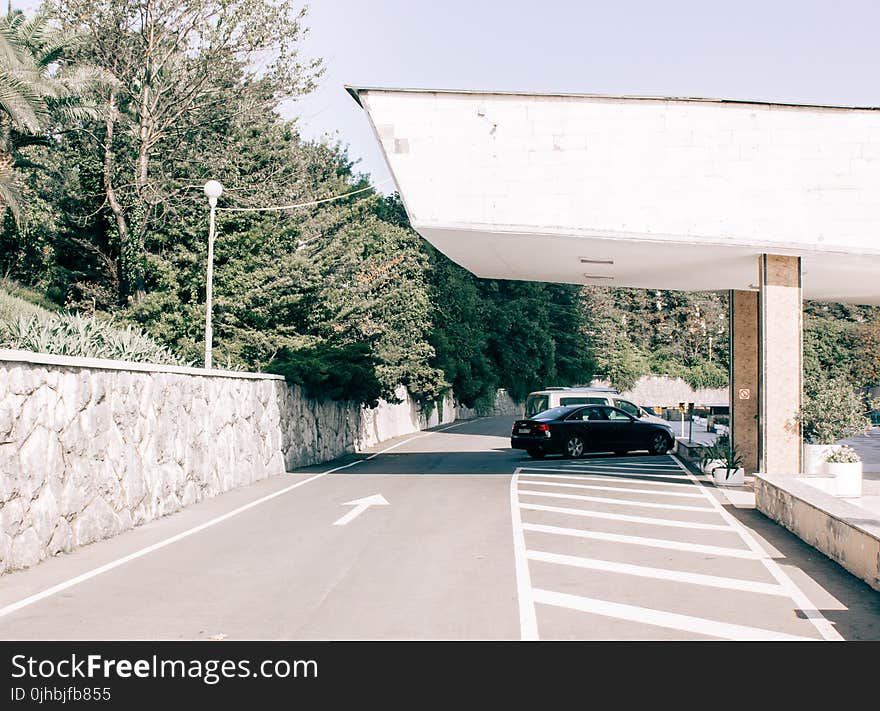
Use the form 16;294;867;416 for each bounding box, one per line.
738;388;751;400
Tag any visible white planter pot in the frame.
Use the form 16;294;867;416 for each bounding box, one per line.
701;458;725;475
827;461;862;498
713;467;745;486
803;444;841;475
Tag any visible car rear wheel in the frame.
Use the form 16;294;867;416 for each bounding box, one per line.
564;435;586;459
649;432;671;455
526;449;546;459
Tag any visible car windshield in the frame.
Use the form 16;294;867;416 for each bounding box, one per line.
532;406;574;421
524;394;550;418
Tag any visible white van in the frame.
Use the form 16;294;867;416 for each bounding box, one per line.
523;387;666;425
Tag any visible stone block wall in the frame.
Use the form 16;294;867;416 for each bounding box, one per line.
0;352;287;574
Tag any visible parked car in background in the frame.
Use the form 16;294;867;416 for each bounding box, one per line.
511;404;676;459
523;387;667;425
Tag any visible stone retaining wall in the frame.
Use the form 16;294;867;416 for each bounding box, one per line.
755;472;880;592
0;350;517;575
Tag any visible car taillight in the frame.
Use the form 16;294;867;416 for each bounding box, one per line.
534;423;550;432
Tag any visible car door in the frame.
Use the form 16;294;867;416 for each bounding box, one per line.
606;406;640;448
572;406;619;451
561;407;593;445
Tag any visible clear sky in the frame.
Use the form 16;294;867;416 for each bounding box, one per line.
15;0;880;192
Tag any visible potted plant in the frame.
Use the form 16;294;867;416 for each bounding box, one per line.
825;446;863;498
713;443;745;486
700;434;728;476
798;377;871;475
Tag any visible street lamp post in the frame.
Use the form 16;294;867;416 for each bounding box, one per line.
203;180;223;369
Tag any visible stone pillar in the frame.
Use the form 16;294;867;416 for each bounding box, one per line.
729;290;759;475
758;254;802;474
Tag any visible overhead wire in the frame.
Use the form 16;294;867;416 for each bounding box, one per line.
214;177;394;213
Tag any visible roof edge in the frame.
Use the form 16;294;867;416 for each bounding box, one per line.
344;85;364;107
344;85;880;112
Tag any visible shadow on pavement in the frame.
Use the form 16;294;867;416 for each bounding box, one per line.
722;504;880;640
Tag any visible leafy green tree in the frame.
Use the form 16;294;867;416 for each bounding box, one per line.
850;318;880;389
0;11;105;220
800;374;870;444
47;0;322;300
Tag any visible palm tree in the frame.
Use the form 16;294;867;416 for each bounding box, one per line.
0;11;108;221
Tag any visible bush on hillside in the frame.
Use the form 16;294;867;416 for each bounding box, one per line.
0;313;187;365
266;342;383;407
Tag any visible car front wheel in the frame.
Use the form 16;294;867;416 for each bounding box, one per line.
564;435;586;459
649;432;671;455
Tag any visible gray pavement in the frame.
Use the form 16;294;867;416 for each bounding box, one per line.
0;416;878;640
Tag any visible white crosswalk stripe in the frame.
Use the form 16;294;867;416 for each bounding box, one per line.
517;478;706;498
526;550;787;596
518;488;716;512
520;522;760;559
518;502;732;530
531;589;816;641
519;470;698;489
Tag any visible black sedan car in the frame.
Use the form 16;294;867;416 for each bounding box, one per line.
511;404;675;459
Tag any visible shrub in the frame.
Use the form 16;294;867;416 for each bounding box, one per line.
0;313;186;365
799;376;871;444
683;360;728;389
266;342;384;407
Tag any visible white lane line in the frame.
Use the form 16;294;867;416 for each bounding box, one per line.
531;589;817;641
568;461;682;469
519;503;732;531
0;421;471;621
510;467;539;640
527;550;787;597
518;479;705;499
517;489;716;513
521;522;760;559
553;463;683;471
669;456;844;641
553;469;694;481
518;471;698;489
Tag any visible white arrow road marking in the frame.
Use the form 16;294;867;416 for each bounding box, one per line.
333;494;390;526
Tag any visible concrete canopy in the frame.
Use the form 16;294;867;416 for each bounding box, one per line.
348;87;880;305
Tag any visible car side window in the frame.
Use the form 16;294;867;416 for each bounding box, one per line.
614;399;641;418
586;407;610;421
607;407;633;421
560;396;608;407
565;407;601;421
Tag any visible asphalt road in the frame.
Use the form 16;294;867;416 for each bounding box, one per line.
1;417;878;640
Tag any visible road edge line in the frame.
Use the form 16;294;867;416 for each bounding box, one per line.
669;454;844;641
510;467;539;640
